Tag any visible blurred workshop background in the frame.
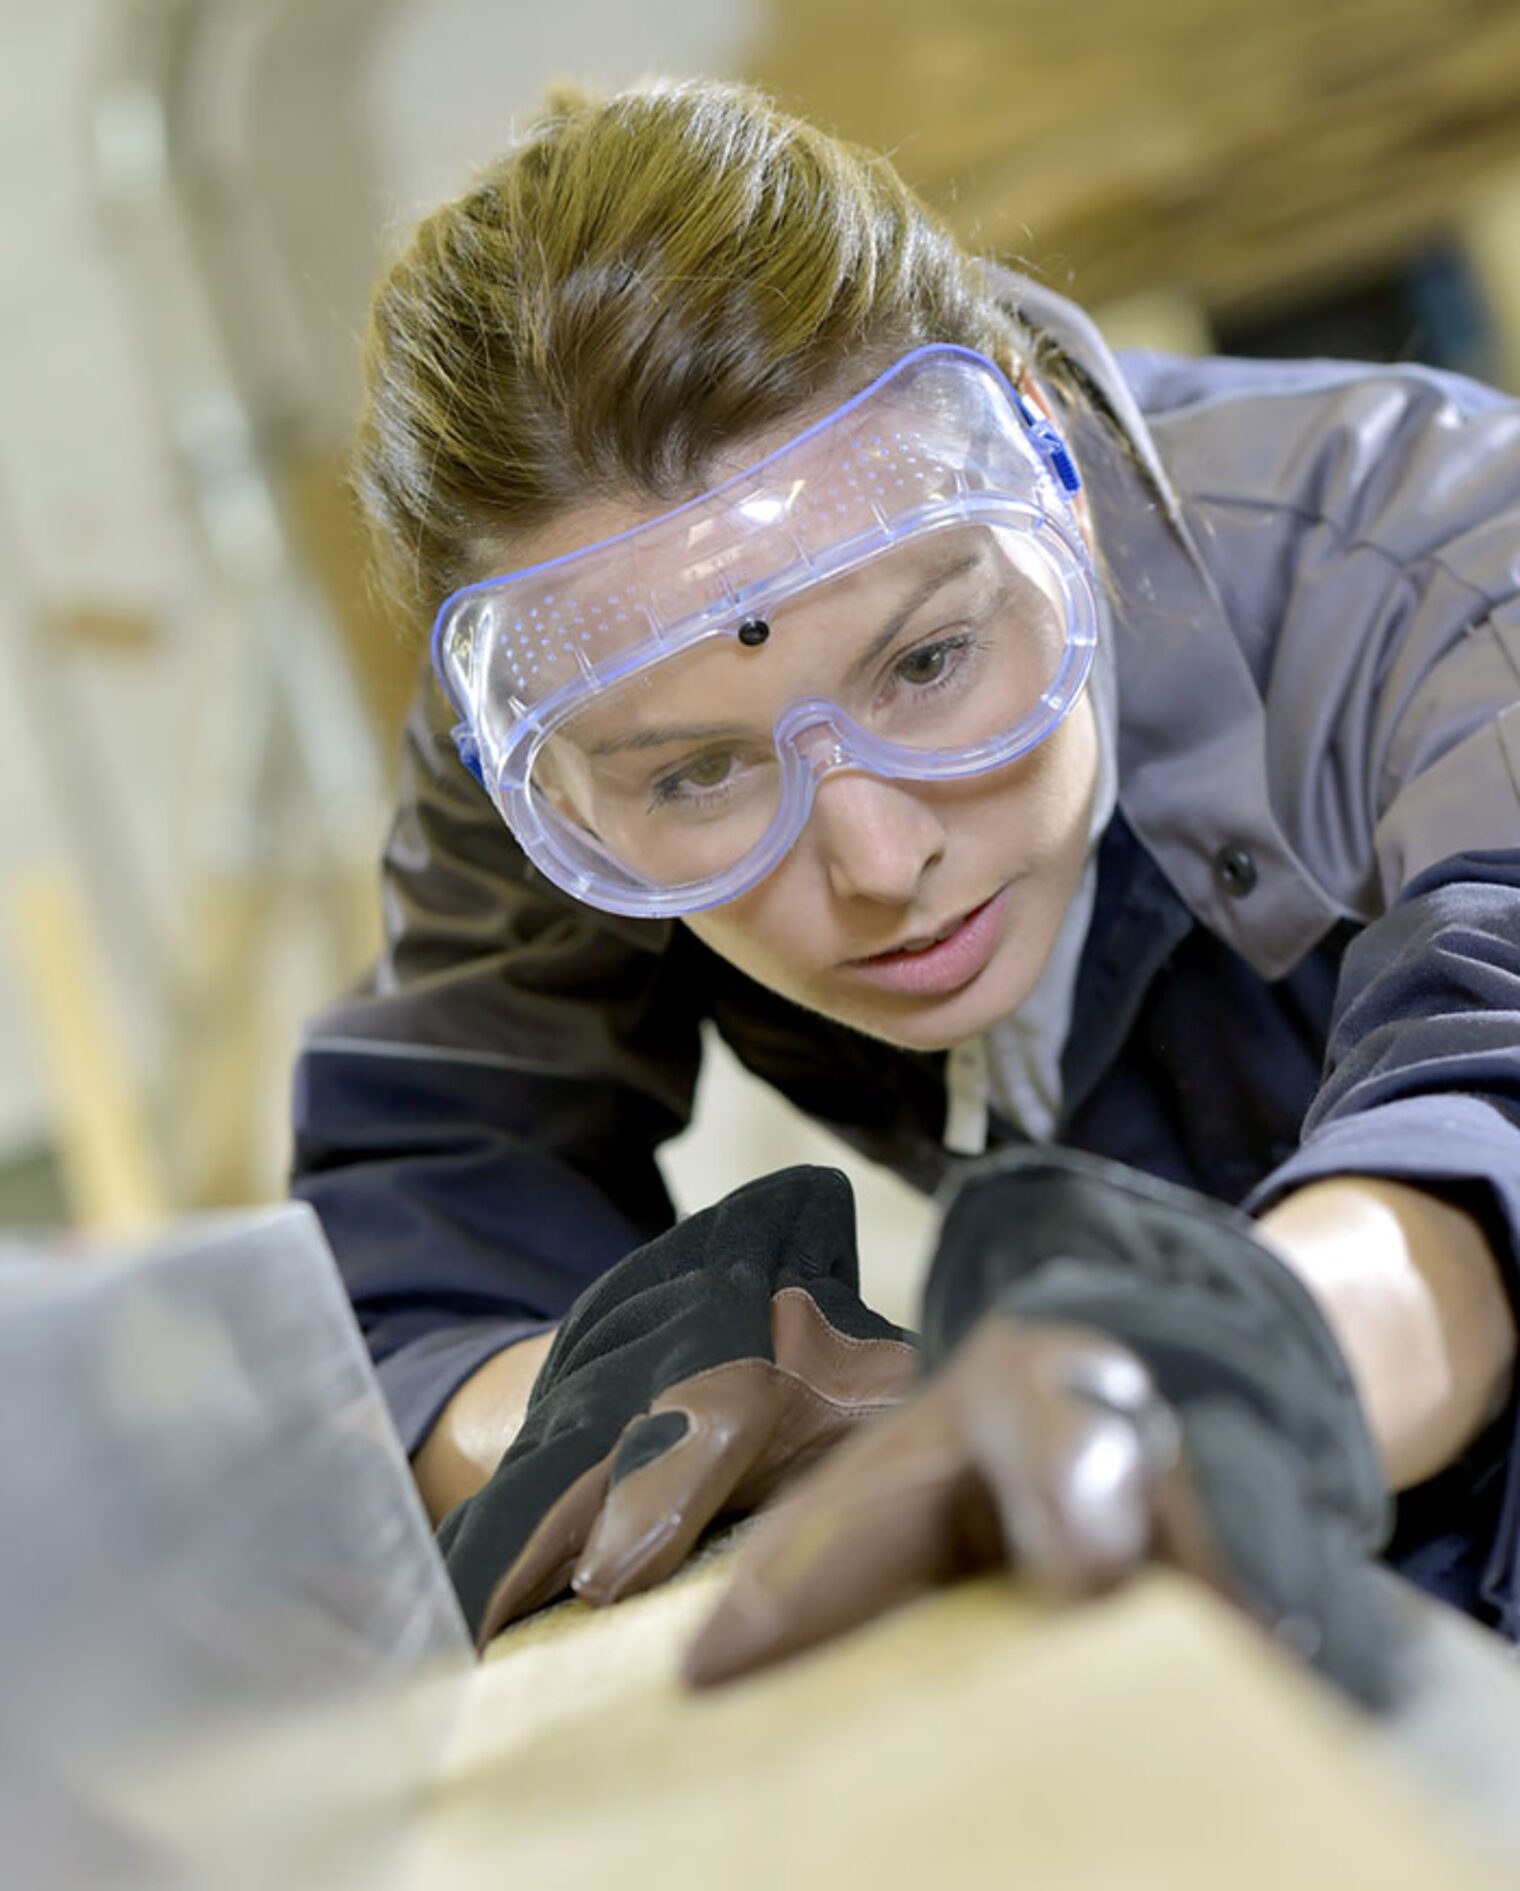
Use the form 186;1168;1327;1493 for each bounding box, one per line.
6;0;1520;1300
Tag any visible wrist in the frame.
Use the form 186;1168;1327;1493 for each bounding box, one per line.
413;1327;558;1525
1254;1176;1516;1490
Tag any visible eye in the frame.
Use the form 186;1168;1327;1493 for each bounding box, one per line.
892;642;949;688
651;748;738;804
679;752;734;788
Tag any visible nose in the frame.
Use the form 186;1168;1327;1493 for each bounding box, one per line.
808;771;946;905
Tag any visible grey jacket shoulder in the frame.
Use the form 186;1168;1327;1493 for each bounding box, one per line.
1117;345;1518;423
1132;346;1520;923
1010;291;1520;972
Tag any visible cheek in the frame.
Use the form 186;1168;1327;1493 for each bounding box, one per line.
1017;696;1099;849
938;696;1097;860
683;883;807;986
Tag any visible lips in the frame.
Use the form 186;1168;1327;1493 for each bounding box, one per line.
842;886;1012;998
880;914;969;955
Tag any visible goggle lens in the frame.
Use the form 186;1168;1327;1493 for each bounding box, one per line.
527;522;1075;893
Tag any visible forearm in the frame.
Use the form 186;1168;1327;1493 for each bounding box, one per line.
1255;1176;1516;1491
413;1328;558;1524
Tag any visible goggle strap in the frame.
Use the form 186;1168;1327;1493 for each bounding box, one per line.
1012;391;1083;496
450;721;487;789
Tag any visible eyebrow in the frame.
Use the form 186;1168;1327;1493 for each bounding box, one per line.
586;547;985;758
841;550;983;686
589;720;749;757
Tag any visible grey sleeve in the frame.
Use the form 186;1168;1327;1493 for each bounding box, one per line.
1240;847;1520;1630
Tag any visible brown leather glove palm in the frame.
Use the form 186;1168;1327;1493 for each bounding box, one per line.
436;1166;916;1648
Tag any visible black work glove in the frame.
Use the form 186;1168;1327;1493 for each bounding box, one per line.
437;1166;916;1650
687;1147;1401;1710
925;1146;1399;1704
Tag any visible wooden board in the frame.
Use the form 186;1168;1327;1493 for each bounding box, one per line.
411;1548;1508;1889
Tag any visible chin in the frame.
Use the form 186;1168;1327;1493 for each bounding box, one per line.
842;1007;994;1055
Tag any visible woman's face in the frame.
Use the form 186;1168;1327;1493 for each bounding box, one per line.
495;481;1101;1055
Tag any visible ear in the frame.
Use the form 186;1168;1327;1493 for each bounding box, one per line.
987;347;1053;415
1014;368;1057;427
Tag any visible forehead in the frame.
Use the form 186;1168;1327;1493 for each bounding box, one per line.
474;383;932;588
492;491;671;575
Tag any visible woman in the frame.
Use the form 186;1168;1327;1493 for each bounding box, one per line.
292;79;1520;1702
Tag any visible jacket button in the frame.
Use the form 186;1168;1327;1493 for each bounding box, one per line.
1213;843;1258;897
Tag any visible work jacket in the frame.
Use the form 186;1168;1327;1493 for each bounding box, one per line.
291;278;1520;1633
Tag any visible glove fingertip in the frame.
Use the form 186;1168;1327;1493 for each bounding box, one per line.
1297;1552;1409;1714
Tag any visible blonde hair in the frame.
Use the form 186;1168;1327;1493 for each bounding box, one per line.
355;78;1045;625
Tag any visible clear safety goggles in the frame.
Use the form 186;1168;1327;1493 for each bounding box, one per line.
433;344;1099;918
